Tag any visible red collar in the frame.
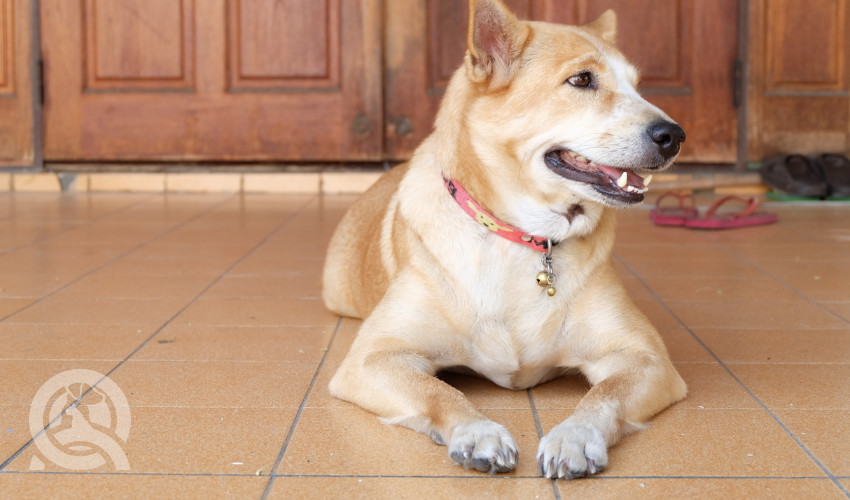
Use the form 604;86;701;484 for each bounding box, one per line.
442;175;552;253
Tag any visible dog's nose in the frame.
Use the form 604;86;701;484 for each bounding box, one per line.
647;120;686;159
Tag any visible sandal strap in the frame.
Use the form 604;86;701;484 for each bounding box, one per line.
705;196;759;220
655;191;696;211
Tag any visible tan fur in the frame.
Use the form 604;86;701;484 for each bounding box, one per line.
322;0;687;479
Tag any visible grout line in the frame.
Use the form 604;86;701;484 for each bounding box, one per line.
260;317;343;500
0;193;157;256
614;252;850;499
719;245;850;327
0;470;838;480
0;195;319;472
0;194;231;324
528;390;562;500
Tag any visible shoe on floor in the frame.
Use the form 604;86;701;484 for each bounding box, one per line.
759;155;828;198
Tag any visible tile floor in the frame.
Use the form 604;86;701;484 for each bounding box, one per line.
0;192;848;499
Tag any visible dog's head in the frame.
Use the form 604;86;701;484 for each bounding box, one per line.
451;0;685;237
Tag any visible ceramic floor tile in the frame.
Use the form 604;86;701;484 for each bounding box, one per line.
268;477;556;499
821;302;850;323
670;363;760;410
280;408;540;477
630;299;683;329
4;406;296;474
527;375;591;411
538;409;825;478
0;324;156;360
54;273;213;299
0;360;119;406
104;360;319;408
753;261;850;301
133;324;337;362
620;257;766;279
0;474;269;500
657;327;715;363
695;328;850;364
0;299;35;319
176;298;337;327
775;410;850;476
6;298;187;326
557;478;846;499
730;364;850;410
0;273;77;298
203;274;321;300
641;276;802;303
663;300;848;330
0;406;31;462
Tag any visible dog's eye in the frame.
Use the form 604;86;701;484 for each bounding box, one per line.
566;72;594;88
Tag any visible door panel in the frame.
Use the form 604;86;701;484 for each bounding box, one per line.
0;0;34;166
748;0;850;158
227;0;339;90
42;0;382;161
84;0;194;91
385;0;737;163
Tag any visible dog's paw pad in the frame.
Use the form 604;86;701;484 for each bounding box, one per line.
448;420;518;474
536;420;607;480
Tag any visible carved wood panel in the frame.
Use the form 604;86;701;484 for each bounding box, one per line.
748;0;850;158
83;0;195;91
0;0;33;165
0;0;13;95
227;0;340;91
42;0;382;161
766;0;846;92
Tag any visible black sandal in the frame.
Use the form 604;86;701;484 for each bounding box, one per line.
759;154;829;198
816;153;850;198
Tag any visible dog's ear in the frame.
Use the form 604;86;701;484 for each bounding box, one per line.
466;0;530;88
582;9;617;45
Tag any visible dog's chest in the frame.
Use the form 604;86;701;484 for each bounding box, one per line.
458;256;571;389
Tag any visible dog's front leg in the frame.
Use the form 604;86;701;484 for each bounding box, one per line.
329;316;519;474
537;348;686;479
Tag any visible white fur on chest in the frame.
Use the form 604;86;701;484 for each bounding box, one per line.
397;164;602;388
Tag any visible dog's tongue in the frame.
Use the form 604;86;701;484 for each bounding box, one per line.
597;164;645;190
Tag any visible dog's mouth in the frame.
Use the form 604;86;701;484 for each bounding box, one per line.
544;149;652;205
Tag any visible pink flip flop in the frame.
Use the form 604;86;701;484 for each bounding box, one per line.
684;196;778;230
649;192;699;226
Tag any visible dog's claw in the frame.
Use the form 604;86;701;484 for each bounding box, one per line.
448;420;518;474
537;420;608;480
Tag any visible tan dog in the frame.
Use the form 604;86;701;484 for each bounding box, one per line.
322;0;687;480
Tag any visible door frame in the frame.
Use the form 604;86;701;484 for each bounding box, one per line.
0;0;42;170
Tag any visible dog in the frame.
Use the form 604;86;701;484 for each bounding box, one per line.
322;0;687;480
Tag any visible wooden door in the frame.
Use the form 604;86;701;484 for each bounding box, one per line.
747;0;850;160
0;0;35;167
385;0;738;163
41;0;382;162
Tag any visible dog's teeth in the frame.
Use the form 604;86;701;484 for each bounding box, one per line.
576;155;588;163
568;151;579;158
644;174;653;187
616;172;629;188
588;161;596;167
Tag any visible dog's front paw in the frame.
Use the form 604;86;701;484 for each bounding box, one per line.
448;420;518;474
537;420;607;479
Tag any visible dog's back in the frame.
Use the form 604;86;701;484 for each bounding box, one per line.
322;164;409;318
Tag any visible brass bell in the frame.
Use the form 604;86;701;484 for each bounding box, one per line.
535;271;550;287
547;287;556;296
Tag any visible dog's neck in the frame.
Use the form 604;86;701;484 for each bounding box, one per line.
442;174;553;252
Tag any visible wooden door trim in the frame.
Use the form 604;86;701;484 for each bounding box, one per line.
0;0;42;169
